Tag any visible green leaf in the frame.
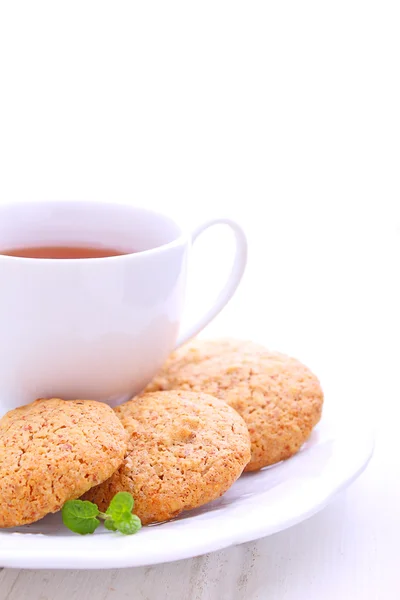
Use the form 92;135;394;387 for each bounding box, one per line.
104;518;118;532
106;491;134;521
114;514;142;536
62;500;100;535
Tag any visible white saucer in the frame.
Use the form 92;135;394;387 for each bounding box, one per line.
0;403;373;569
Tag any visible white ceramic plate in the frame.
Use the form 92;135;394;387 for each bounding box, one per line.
0;404;373;569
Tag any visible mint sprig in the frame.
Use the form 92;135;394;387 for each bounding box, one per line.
61;492;142;536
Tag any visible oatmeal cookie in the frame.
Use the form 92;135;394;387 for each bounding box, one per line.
0;398;127;527
145;339;323;470
83;390;251;524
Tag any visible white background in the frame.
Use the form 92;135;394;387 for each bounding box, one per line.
0;1;399;599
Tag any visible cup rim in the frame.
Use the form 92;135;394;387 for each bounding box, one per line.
0;201;188;263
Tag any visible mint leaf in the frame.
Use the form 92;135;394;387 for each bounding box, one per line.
62;500;100;535
114;513;142;535
105;491;141;535
104;518;118;532
106;491;134;521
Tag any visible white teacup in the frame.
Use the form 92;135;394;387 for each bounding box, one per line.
0;201;247;414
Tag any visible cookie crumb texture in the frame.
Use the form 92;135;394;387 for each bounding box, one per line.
83;391;251;524
0;398;127;528
145;339;324;471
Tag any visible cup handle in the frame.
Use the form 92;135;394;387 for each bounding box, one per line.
175;218;248;348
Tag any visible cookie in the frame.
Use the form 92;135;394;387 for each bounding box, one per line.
83;390;251;524
145;339;324;471
0;398;127;528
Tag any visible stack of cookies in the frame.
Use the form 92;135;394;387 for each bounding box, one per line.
0;339;323;528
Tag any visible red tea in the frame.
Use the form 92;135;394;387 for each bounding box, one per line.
0;245;128;259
